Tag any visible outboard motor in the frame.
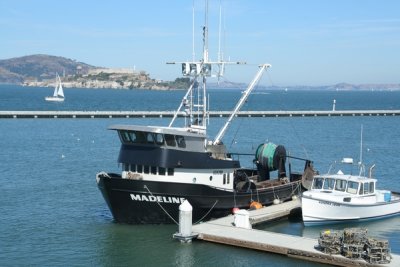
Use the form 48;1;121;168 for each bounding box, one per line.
254;142;287;181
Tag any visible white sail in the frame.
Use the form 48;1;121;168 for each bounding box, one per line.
52;81;58;97
57;75;64;98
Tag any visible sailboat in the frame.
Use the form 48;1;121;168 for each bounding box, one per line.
45;73;65;102
96;2;315;224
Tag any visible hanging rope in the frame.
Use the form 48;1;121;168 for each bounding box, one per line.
266;70;311;159
193;199;219;225
291;180;302;197
233;190;237;208
144;185;179;225
272;184;278;200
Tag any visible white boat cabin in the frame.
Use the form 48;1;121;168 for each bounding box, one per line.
311;174;377;197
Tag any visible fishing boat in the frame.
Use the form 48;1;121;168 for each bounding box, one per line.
302;158;400;226
45;73;65;102
96;4;315;224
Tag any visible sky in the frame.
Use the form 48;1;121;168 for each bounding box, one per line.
1;0;400;86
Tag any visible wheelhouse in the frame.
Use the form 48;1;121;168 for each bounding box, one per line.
311;175;376;196
107;124;240;190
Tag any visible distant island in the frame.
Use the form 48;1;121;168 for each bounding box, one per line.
0;54;399;91
0;54;190;90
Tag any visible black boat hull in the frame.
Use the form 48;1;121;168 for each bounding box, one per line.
97;173;303;224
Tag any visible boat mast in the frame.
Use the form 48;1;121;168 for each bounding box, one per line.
213;63;271;145
358;124;364;176
168;0;245;132
359;124;363;165
200;0;209;131
168;0;211;133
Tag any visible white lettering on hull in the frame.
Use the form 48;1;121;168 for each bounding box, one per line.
130;194;185;204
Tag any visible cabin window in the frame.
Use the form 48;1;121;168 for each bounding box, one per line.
227;173;230;184
312;177;324;189
136;132;148;144
122;131;136;143
223;173;226;184
167;168;174;176
165;134;176;147
359;183;364;195
155;133;164;145
126;131;148;144
346;181;359;194
126;131;135;143
176;135;186;148
120;131;131;142
146;133;156;144
335;179;347;192
369;182;375;193
151;166;157;174
323;178;335;190
159;167;166;175
363;182;369;194
123;163;129;172
137;165;143;173
144;166;150;174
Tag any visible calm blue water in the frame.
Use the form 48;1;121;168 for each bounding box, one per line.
1;84;400;266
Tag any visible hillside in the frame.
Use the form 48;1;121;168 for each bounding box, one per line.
0;54;95;83
0;54;192;90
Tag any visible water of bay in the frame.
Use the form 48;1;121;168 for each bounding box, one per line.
1;85;400;266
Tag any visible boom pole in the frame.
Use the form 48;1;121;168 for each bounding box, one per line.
213;63;271;145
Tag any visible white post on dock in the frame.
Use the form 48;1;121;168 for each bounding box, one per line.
173;200;198;243
332;99;336;111
234;209;252;229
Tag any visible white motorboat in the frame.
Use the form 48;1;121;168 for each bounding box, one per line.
302;158;400;226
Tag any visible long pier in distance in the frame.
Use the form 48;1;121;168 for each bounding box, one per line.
1;110;400;119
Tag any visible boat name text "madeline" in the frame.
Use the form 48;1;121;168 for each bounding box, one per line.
130;194;186;204
318;200;340;207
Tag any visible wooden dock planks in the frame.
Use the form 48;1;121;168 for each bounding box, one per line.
191;200;400;266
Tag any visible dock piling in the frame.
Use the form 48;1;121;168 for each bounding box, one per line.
173;200;198;243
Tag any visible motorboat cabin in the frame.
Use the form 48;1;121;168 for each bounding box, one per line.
302;159;400;225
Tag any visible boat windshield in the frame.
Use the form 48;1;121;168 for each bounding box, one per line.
119;130;186;148
346;181;359;194
323;178;335;190
312;177;324;189
335;179;347;192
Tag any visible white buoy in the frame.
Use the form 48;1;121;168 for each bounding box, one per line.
173;200;198;243
273;199;280;205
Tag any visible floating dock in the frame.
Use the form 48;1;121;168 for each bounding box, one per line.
191;200;400;267
1;110;400;119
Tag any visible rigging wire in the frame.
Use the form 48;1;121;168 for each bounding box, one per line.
265;70;311;160
223;71;264;152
